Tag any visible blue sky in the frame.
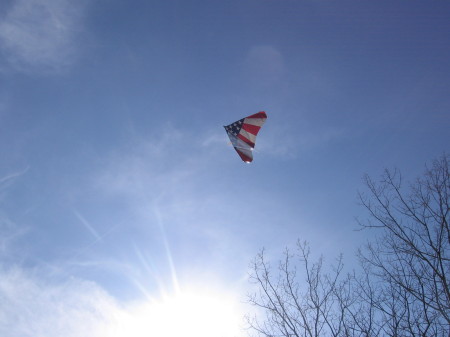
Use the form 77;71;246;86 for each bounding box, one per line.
1;0;449;336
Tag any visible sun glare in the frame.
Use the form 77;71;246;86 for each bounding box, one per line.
112;290;244;337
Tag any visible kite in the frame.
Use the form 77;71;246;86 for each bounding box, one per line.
224;111;267;163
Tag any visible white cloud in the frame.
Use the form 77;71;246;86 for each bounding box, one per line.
0;264;248;337
0;266;121;337
0;0;87;73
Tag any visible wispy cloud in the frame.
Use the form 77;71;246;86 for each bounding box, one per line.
0;0;88;73
256;121;346;160
0;166;29;186
244;45;286;87
0;125;266;337
73;209;102;241
94;124;198;204
201;131;227;148
0;212;118;337
0;213;28;258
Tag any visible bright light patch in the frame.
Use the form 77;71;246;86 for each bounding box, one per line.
111;291;243;337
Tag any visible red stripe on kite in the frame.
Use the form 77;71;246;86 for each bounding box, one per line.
246;111;267;119
238;134;255;147
236;149;253;163
242;123;261;135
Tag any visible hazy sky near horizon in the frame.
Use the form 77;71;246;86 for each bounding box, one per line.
1;0;449;336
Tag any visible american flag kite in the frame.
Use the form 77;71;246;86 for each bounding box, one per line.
224;111;267;163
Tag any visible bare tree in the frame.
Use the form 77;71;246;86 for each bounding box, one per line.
247;155;449;337
246;241;353;337
358;154;450;336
